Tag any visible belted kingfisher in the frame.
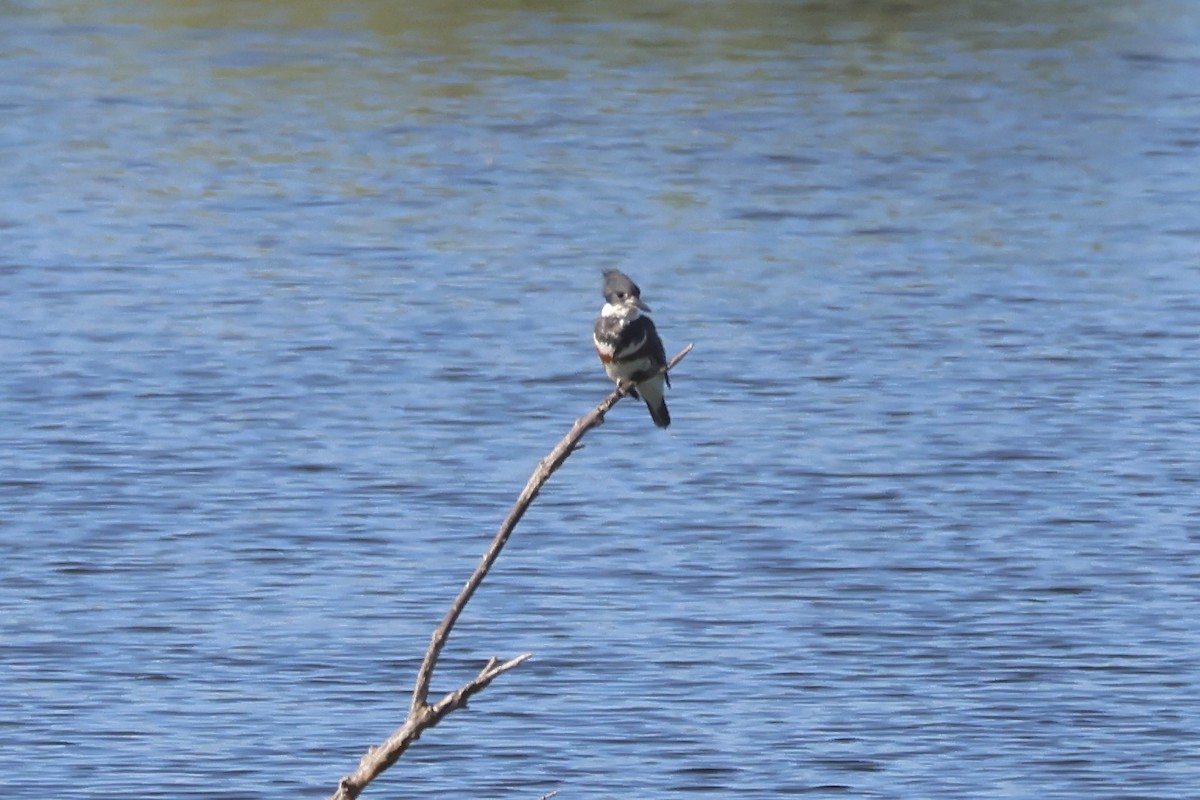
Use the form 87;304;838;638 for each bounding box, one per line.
592;270;671;428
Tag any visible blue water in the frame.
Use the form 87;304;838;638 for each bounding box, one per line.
3;1;1199;798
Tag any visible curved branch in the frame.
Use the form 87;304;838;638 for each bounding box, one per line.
330;343;694;800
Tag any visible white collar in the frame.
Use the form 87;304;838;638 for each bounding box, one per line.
601;301;640;320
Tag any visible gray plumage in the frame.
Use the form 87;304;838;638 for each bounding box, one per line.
592;270;671;428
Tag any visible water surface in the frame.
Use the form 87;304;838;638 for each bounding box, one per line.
2;1;1199;798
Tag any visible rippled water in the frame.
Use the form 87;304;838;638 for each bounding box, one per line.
3;1;1199;798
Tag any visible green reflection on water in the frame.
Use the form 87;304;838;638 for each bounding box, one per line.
49;0;1129;52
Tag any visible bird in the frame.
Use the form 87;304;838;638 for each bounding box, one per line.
592;269;671;428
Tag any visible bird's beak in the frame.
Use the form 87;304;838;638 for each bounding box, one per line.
636;298;651;312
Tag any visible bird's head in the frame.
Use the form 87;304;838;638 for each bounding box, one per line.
601;269;651;313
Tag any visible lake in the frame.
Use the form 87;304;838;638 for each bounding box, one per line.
2;1;1198;798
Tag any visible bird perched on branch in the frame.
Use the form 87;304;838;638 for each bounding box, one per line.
592;270;671;428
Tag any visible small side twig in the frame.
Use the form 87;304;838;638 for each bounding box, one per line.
329;343;694;800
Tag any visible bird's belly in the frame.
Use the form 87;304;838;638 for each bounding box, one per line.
604;355;651;383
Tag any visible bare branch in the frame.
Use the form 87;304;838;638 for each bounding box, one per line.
329;344;694;800
410;343;692;714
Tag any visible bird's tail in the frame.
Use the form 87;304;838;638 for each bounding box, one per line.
638;374;670;429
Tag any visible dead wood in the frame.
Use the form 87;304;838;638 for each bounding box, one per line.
329;343;694;800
